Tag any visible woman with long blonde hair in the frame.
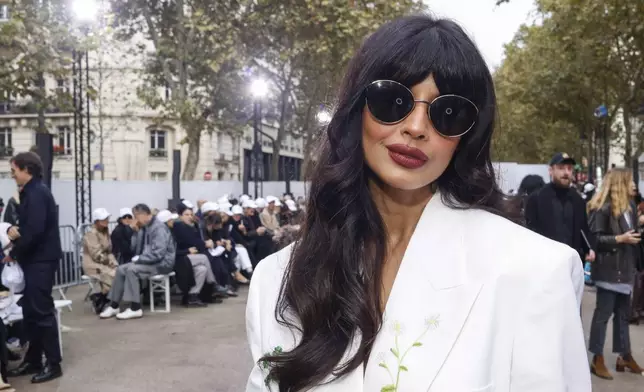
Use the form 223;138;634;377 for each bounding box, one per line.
587;168;643;380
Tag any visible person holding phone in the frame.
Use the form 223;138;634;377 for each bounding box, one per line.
587;168;643;380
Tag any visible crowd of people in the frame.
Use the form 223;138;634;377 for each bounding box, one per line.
0;150;306;387
517;152;644;381
83;194;304;319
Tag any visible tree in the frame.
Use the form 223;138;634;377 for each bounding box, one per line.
241;0;425;180
0;0;78;126
493;0;644;168
110;0;248;180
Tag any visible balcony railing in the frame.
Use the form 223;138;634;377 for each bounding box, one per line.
0;145;14;158
149;149;168;158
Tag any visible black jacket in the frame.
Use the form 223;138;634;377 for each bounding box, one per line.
9;178;62;263
111;222;134;264
525;182;595;260
172;221;207;257
2;197;19;226
590;203;640;284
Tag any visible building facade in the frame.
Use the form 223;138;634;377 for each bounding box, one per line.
0;29;303;181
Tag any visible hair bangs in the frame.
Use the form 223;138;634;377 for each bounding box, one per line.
365;17;490;108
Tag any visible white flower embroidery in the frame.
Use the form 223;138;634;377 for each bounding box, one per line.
389;320;406;337
424;314;440;330
378;314;441;392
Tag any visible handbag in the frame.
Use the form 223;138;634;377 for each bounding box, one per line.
1;262;24;294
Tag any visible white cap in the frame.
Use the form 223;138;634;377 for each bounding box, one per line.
171;213;179;220
156;210;173;223
119;208;133;218
284;194;292;201
275;199;283;207
217;195;232;209
220;207;234;216
92;208;110;222
285;199;297;212
181;199;195;209
201;202;219;214
240;194;250;202
266;195;278;204
584;183;596;193
255;198;267;208
231;205;244;215
242;200;257;209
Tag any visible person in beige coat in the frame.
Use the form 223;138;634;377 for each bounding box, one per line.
83;208;118;313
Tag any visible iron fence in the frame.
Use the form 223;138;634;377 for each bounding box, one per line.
54;225;81;290
53;222;118;294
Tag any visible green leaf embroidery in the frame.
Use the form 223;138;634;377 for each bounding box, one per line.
379;316;440;391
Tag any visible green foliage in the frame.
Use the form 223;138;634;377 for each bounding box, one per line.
494;0;644;167
0;0;80;118
242;0;426;179
110;0;249;180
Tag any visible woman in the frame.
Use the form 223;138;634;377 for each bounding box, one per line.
111;208;135;265
83;208;118;314
246;15;589;392
587;169;643;379
171;202;217;307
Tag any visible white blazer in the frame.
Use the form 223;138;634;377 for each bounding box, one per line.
246;194;591;392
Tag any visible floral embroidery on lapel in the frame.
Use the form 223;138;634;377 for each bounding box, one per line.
378;315;440;392
260;346;283;390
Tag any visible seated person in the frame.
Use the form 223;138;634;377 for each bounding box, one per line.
171;202;217;307
230;204;256;278
82;208;118;314
202;214;241;294
111;208;135;265
99;203;175;320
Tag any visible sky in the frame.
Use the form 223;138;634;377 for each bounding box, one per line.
425;0;536;69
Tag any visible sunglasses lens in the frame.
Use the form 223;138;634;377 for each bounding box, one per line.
365;81;414;123
429;95;478;137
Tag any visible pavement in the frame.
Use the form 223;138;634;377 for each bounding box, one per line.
5;285;644;391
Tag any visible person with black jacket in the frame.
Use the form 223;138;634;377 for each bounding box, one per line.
2;192;19;227
201;213;240;293
525;153;596;264
172;203;217;307
3;152;62;383
110;208;135;265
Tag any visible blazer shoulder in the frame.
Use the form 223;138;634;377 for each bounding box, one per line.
253;243;294;288
464;208;579;276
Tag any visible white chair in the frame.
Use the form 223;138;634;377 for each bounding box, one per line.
81;274;100;302
148;272;175;313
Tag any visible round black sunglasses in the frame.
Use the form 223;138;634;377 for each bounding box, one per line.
364;80;479;138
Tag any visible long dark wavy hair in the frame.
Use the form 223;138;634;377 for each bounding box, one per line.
260;14;511;391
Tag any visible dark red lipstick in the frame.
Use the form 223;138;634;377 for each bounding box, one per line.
386;144;428;169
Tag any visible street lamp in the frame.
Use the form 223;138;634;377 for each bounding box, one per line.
71;0;99;226
72;0;99;23
316;110;332;125
250;79;268;198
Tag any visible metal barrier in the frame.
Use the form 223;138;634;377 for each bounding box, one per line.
54;225;81;291
53;222;119;305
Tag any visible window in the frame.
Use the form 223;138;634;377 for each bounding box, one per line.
55;78;69;94
0;6;9;22
0;127;12;149
52;171;60;179
150;172;167;181
0;172;10;179
55;126;72;156
149;130;167;157
217;171;224;180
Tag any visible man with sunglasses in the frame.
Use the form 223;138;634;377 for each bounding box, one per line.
525;153;596;268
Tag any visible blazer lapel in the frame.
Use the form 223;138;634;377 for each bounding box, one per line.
363;194;484;392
